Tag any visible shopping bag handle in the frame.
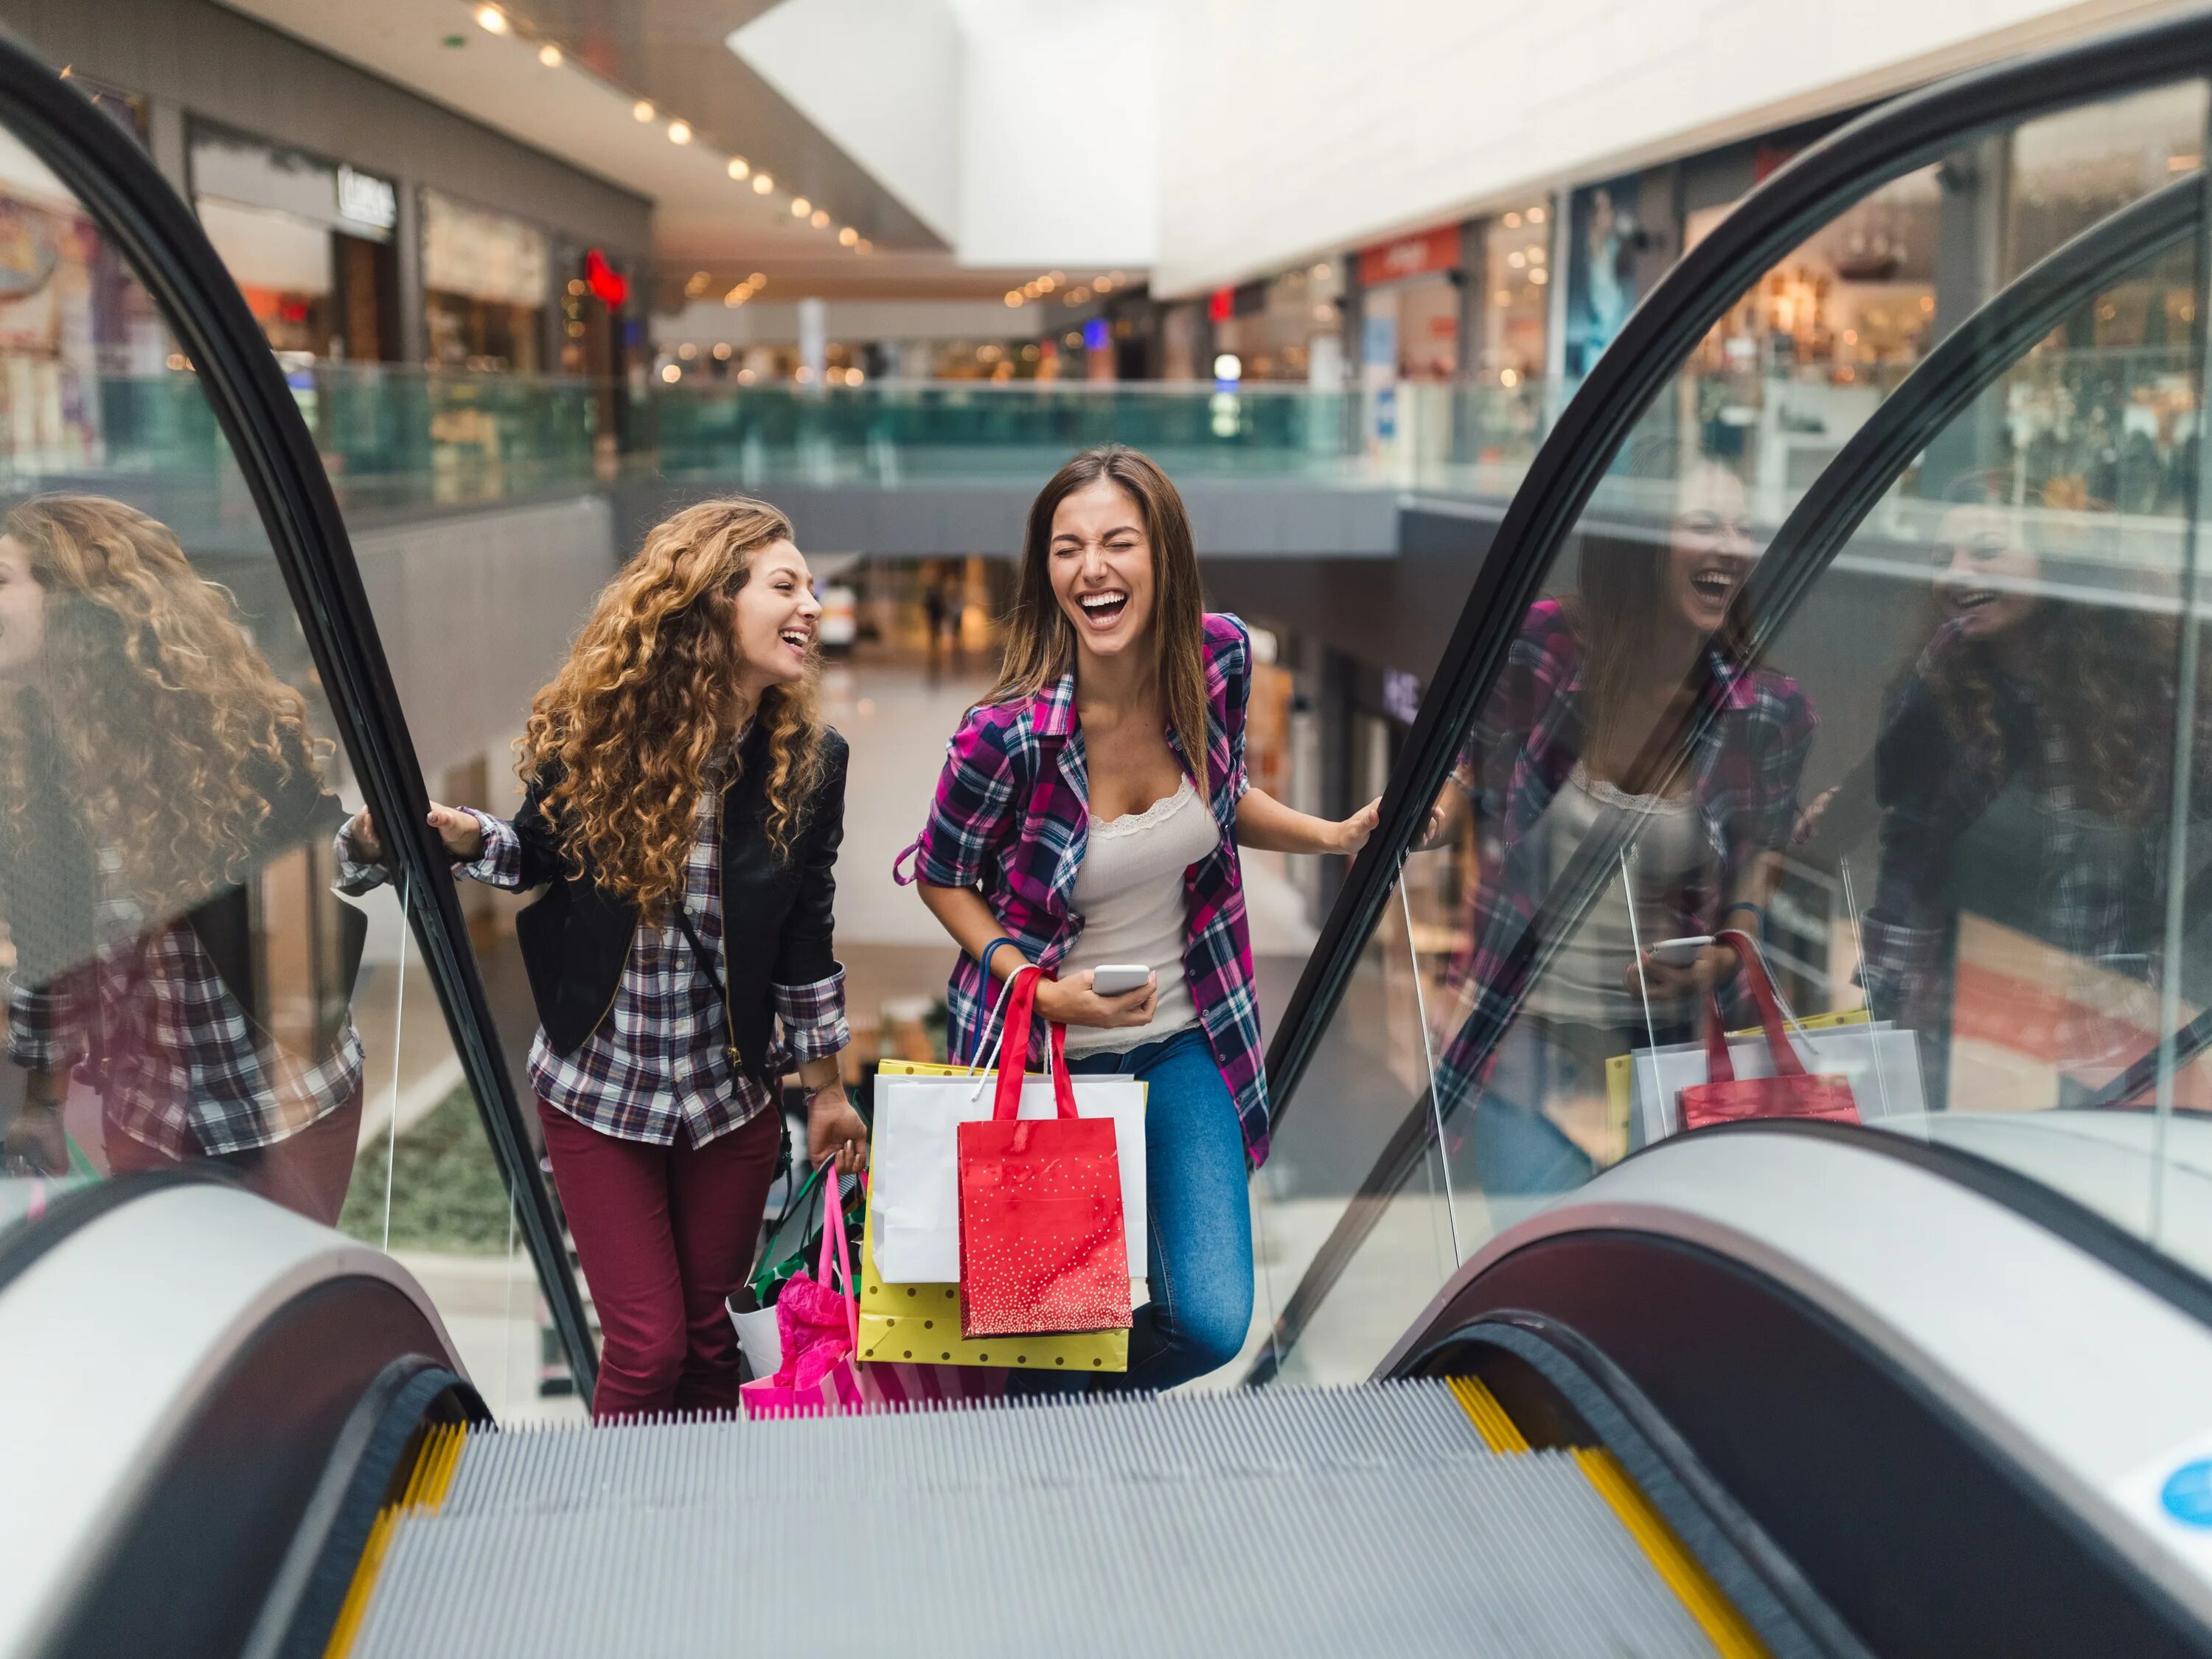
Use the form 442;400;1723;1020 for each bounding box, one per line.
990;967;1079;1123
1715;927;1806;1077
815;1156;858;1348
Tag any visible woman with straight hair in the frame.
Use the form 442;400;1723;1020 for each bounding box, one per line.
346;497;866;1421
900;445;1380;1391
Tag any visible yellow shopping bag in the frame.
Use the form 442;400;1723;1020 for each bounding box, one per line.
860;1057;1130;1374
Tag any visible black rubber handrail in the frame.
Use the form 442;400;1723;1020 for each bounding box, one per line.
1252;14;2212;1378
0;33;597;1395
1260;7;2212;1132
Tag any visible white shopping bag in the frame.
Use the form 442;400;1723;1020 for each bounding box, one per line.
728;1301;782;1380
1629;1016;1926;1148
870;970;1147;1285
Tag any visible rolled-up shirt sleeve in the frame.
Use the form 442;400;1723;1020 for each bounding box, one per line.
8;970;86;1072
773;966;849;1065
333;808;523;894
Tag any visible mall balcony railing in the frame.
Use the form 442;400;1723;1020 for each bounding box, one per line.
32;352;2191;524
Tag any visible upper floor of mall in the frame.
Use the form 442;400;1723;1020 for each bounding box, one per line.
0;0;2197;525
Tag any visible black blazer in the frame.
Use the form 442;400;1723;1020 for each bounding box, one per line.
509;723;848;1092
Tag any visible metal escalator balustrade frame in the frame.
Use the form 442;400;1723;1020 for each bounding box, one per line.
1262;7;2212;1132
1253;10;2212;1378
0;29;597;1396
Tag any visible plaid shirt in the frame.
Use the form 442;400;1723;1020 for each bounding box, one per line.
1432;599;1815;1115
897;613;1270;1164
8;863;365;1161
424;793;847;1148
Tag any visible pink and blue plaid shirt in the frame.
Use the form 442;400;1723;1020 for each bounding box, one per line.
897;613;1270;1164
1433;599;1815;1115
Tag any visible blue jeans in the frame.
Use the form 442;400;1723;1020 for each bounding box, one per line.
1062;1025;1254;1394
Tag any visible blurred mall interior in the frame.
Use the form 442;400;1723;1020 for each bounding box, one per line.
7;1;2212;1655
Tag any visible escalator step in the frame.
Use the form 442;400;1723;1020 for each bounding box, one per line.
344;1381;1728;1659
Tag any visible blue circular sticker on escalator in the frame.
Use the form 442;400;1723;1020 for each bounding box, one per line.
2160;1460;2212;1528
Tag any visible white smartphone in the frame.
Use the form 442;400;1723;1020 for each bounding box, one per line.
1090;964;1156;997
1647;936;1713;968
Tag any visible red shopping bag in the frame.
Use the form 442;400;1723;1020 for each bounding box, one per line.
1679;928;1860;1132
740;1154;865;1419
956;969;1133;1340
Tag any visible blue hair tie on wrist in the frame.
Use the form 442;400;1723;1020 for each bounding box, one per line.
978;936;1026;984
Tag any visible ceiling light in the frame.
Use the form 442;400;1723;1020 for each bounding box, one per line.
1309;262;1331;281
1528;204;1547;223
728;157;750;180
1528;268;1548;285
810;209;830;229
1109;269;1128;285
538;42;562;67
678;341;698;360
790;197;811;217
667;119;692;145
661;362;681;383
748;272;765;287
474;5;507;33
725;287;746;306
1048;271;1065;282
1037;276;1057;293
1005;292;1023;307
855;239;871;254
838;226;858;246
753;173;773;194
633;100;655;122
1503;212;1522;229
712;341;732;360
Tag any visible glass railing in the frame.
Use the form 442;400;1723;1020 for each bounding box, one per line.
1256;73;2212;1386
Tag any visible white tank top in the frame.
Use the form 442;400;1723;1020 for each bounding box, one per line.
1060;776;1220;1054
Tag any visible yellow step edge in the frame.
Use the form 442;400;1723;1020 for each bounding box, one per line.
1447;1375;1531;1453
1573;1447;1771;1659
322;1422;471;1659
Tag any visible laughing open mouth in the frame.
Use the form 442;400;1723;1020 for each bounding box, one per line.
1078;590;1129;624
1688;569;1736;604
780;627;812;650
1947;587;1997;612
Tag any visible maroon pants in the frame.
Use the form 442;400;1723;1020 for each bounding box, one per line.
536;1098;782;1422
105;1088;364;1228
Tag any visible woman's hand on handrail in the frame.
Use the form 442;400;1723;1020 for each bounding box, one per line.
347;801;486;864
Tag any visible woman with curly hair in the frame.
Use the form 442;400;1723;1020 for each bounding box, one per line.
347;496;863;1420
0;494;367;1220
1864;487;2182;1106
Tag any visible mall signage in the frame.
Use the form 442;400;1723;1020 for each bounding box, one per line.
1357;226;1458;287
335;165;398;232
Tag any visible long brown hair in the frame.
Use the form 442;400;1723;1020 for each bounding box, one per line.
0;494;321;914
520;497;827;921
986;447;1211;795
1567;459;1757;793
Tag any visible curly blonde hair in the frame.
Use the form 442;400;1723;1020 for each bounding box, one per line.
0;494;321;913
520;497;827;922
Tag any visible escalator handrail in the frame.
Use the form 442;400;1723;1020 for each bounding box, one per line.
1251;32;2212;1377
1260;6;2212;1131
0;31;598;1396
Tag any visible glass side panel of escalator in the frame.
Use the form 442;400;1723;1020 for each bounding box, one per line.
0;107;565;1416
1262;77;2212;1382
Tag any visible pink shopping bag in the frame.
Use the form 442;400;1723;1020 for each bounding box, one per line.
740;1157;865;1419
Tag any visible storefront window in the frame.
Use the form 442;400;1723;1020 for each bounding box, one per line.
190;128;399;365
421;189;547;374
0;127;164;473
1478;203;1550;390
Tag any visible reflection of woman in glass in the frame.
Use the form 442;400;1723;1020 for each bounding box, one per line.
1863;490;2174;1103
1432;460;1816;1190
0;495;364;1220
